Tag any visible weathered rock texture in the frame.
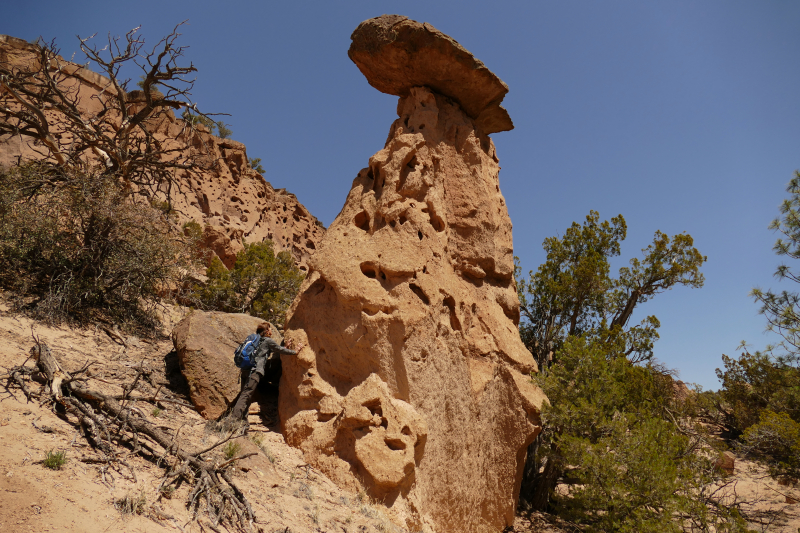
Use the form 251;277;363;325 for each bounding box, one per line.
348;15;513;135
0;34;323;272
172;311;282;419
279;16;546;533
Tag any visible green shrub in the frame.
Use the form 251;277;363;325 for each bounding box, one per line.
0;163;194;332
192;240;304;327
714;350;800;437
742;410;800;478
43;449;67;470
223;440;241;460
529;336;751;532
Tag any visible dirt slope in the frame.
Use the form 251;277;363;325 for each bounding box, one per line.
0;295;412;533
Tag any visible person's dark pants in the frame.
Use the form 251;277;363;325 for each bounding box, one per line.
228;356;282;421
229;366;264;421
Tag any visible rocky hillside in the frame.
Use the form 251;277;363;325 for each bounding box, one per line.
0;33;323;272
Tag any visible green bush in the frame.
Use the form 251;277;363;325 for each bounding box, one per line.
529;336;751;532
0;163;193;331
43;449;67;470
192;240;304;327
223;440;241;460
742;410;800;478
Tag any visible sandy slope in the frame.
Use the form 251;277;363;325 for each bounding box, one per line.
0;296;410;533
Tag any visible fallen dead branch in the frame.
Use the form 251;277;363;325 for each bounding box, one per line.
2;341;256;532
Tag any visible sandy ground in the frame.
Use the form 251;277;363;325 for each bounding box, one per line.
0;298;410;533
1;294;799;533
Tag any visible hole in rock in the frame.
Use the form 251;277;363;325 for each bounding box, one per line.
354;211;370;232
418;230;423;240
419;124;425;130
429;212;445;232
422;265;427;274
401;426;412;436
385;438;405;451
380;417;389;430
403;116;409;127
282;217;287;224
380;271;387;281
360;263;378;279
409;284;430;305
367;167;374;180
399;215;407;225
283;205;287;212
443;295;461;331
364;400;382;417
389;220;396;228
318;412;336;422
299;265;307;271
306;240;316;250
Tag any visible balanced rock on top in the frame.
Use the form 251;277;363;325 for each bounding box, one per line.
279;15;547;533
348;14;514;134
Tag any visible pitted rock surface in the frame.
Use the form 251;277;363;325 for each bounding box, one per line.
280;63;546;533
348;15;514;134
0;34;323;272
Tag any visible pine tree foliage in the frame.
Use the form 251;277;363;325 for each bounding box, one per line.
192;241;303;327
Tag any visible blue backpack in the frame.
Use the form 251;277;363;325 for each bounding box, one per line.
234;333;261;369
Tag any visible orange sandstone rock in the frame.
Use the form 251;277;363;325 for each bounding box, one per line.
280;18;546;533
172;311;282;419
348;15;514;135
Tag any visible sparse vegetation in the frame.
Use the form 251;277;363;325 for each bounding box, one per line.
0;163;195;331
191;240;304;327
151;407;162;417
250;433;276;462
216;121;232;139
294;482;314;501
222;440;242;460
115;490;147;516
249;157;265;174
42;449;67;470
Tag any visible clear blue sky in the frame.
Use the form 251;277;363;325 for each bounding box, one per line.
4;1;800;389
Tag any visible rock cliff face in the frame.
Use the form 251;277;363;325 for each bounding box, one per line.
279;16;547;533
0;34;323;271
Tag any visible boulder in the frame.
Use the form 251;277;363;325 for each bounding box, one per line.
280;19;546;532
348;15;513;134
715;451;735;475
172;311;281;419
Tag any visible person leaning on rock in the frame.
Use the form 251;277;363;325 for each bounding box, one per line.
228;322;304;422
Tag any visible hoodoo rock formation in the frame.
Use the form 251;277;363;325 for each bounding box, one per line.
279;16;547;533
0;34;323;271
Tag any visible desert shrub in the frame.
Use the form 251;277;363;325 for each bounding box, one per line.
531;336;751;532
115;490;147;515
0;163;193;331
192;240;304;327
713;350;800;437
43;449;67;470
223;440;241;460
742;410;800;478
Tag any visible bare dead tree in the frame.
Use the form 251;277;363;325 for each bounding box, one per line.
3;343;257;531
0;22;221;203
